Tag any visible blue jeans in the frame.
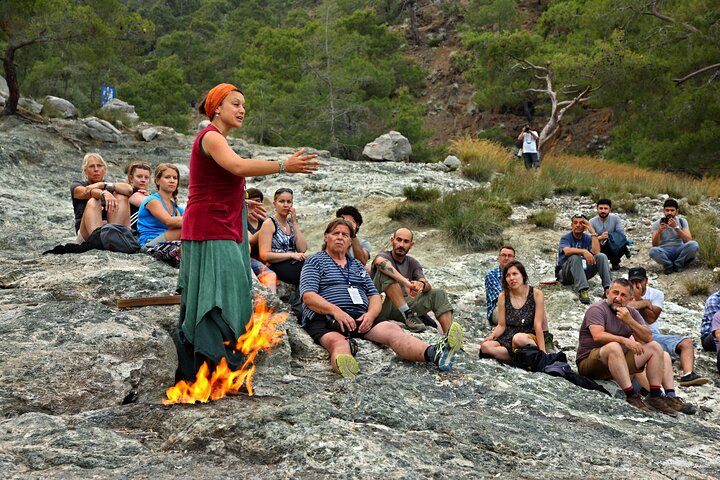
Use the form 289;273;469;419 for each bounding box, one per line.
649;241;699;270
522;152;540;169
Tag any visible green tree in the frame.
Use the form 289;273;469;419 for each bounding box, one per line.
0;0;152;115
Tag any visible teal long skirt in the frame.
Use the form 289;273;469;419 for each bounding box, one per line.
175;232;253;381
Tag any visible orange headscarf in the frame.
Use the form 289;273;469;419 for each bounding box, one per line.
204;83;238;120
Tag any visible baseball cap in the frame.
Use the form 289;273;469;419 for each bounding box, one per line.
628;267;647;281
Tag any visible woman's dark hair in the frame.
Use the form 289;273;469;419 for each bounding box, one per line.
246;187;264;202
321;218;356;250
335;205;363;228
501;260;529;292
198;88;243;116
273;187;293;200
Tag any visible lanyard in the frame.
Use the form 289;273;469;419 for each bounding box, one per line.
329;252;352;285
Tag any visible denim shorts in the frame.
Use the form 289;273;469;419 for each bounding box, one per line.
652;333;692;358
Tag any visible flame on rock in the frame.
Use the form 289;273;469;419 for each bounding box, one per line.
257;270;276;289
163;296;287;404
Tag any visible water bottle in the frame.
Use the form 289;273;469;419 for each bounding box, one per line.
581;258;587;270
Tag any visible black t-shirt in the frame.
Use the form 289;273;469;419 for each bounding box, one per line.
70;180;88;233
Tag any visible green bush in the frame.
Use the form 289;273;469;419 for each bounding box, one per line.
402;185;441;202
528;208;556;228
476;126;516;147
387;202;433;226
462;161;496;182
688;213;720;268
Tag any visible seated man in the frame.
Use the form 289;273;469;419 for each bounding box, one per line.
485;245;516;326
299;219;464;378
713;312;720;373
649;198;699;274
576;278;677;415
700;288;720;352
371;227;454;333
589;198;630;270
335;205;371;266
557;213;612;305
626;267;708;387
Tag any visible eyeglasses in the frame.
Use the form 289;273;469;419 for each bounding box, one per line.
572;214;588;220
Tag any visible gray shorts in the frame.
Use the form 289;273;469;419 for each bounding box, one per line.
652;333;692;358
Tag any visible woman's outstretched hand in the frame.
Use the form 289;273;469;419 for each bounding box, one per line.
285;148;319;174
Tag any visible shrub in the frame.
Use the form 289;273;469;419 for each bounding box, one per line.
387;202;433;226
684;278;711;297
491;166;552;204
688;213;720;268
402;185;441;202
462;161;495;182
528;208;556;228
476;126;515;147
448;137;511;172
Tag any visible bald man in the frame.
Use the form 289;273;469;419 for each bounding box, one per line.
371;227;455;334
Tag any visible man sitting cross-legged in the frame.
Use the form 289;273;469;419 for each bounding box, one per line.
299;219;464;378
576;278;677;415
371;227;455;333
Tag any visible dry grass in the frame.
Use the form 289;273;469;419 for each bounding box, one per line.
447;137;720;200
684;278;711;297
688;213;720;269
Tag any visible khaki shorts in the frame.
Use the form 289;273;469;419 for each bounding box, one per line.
578;347;644;380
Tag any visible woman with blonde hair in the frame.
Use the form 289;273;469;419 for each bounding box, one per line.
175;83;319;381
71;152;132;241
137;163;184;248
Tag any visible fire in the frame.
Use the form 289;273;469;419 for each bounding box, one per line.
257;270;276;290
163;296;287;404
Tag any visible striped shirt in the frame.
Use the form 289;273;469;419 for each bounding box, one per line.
299;251;378;326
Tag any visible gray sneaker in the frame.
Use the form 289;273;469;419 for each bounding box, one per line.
432;322;464;371
404;310;427;332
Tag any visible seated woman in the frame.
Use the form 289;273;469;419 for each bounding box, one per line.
480;260;547;362
246;187;277;293
126;160;152;235
137;163;184;248
71;152;132;241
258;187;308;286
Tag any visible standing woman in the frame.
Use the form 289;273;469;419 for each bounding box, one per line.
480;260;546;362
126;161;152;235
257;188;308;286
71;152;132;241
176;83;318;381
137;163;184;248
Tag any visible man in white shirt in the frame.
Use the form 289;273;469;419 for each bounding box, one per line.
517;123;540;169
627;267;708;387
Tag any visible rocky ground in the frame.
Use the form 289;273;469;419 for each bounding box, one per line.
1;115;719;479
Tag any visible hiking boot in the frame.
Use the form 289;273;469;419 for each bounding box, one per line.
336;354;359;378
645;396;679;417
578;289;591;305
626;393;652;412
432;322;464;371
418;313;440;330
404;310;427;333
678;372;710;387
664;396;697;415
611;262;621;271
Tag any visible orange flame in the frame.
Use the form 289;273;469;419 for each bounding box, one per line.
162;296;287;404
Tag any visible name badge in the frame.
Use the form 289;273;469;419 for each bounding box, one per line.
348;287;363;304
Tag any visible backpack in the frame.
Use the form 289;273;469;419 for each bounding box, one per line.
99;224;140;253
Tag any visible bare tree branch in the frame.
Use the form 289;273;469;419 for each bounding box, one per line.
674;63;720;85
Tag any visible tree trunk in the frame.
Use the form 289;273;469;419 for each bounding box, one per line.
2;41;20;115
407;1;421;45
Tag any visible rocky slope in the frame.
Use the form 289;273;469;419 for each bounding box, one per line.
0;115;719;479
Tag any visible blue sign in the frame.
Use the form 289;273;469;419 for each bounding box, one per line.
100;85;115;106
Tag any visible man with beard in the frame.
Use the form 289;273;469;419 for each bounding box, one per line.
649;198;699;274
557;213;612;305
576;279;677;415
371;227;455;333
589;198;630;271
300;219;464;377
626;267;708;389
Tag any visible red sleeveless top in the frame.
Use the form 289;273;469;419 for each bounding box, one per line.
181;124;245;242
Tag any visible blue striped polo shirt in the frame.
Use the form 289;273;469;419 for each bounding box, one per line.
299;251;378;326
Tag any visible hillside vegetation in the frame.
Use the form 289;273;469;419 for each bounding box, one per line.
1;0;718;173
